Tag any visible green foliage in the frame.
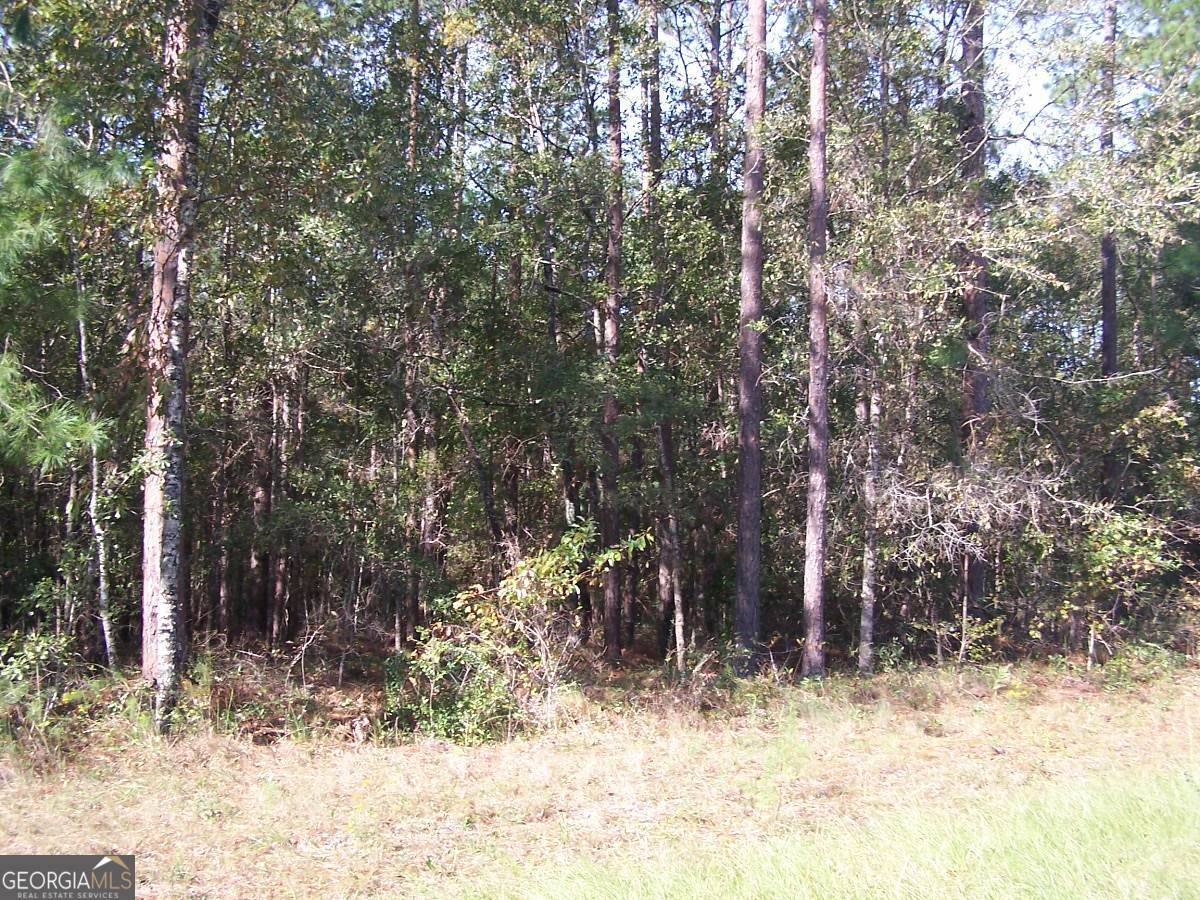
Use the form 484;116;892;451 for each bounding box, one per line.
384;523;648;742
0;353;99;471
0;0;1198;694
1099;641;1186;691
383;640;515;743
0;629;85;754
0;629;76;688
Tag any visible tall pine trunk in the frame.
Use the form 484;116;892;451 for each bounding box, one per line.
958;0;989;610
599;0;624;665
734;0;767;673
858;26;889;676
802;0;830;678
642;0;685;673
1100;0;1119;499
143;0;221;728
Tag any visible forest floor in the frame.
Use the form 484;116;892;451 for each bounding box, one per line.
2;660;1198;898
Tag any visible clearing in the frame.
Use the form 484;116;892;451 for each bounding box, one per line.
2;665;1198;898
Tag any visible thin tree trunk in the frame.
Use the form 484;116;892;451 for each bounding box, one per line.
1100;0;1120;499
857;376;881;675
958;0;989;610
143;0;222;728
659;424;687;673
857;24;889;677
406;0;420;171
734;0;767;674
247;391;273;637
62;469;79;636
270;380;290;645
77;316;116;667
210;301;233;636
708;0;726;180
417;420;441;629
622;436;642;649
89;450;116;667
641;0;685;672
802;0;830;679
599;0;624;665
502;442;521;559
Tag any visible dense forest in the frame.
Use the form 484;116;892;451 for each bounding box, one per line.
0;0;1197;734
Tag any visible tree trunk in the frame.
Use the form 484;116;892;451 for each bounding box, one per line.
142;0;221;729
958;0;989;610
599;0;624;665
857;376;881;674
801;0;830;678
247;391;273;637
76;317;116;667
641;0;686;672
857;23;889;677
270;379;290;646
1100;0;1120;499
734;0;767;674
708;0;726;181
206;293;233;637
659;424;687;673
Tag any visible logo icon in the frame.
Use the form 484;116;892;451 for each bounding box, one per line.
1;855;135;900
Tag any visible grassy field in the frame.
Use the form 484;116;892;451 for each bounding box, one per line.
2;663;1197;898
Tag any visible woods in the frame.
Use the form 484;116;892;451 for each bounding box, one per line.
0;0;1198;735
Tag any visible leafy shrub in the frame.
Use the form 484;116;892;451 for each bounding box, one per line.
0;630;76;689
0;630;98;754
384;641;515;743
384;522;648;742
1099;641;1185;691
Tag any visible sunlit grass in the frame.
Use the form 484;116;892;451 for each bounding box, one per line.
490;769;1200;899
3;664;1195;897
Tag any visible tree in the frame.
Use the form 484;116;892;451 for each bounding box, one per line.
600;0;625;665
957;0;989;613
0;0;1196;702
734;0;768;672
801;0;831;679
1100;0;1120;498
142;0;222;728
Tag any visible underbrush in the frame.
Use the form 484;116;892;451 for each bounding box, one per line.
380;522;647;742
1;612;1193;763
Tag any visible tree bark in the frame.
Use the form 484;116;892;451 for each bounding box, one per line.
734;0;767;673
78;319;116;668
1100;0;1119;499
270;378;291;645
600;0;624;665
857;22;889;676
801;0;830;678
247;391;273;637
641;0;686;673
958;0;989;610
209;299;233;636
142;0;221;729
857;376;881;674
708;0;726;180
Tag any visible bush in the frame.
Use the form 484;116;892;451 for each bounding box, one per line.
0;629;77;689
384;641;515;743
1099;641;1185;691
383;522;648;742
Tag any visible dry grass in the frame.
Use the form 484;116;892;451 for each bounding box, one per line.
1;664;1197;898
